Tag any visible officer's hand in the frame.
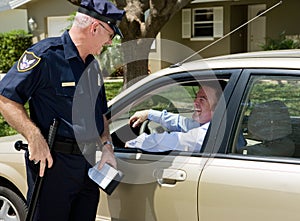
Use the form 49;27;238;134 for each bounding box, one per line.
98;144;116;170
129;110;149;128
28;135;53;177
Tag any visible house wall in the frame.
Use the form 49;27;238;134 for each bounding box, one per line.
160;0;300;67
0;9;28;33
267;0;300;39
20;0;77;41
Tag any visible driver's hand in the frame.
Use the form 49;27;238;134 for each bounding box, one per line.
129;110;149;128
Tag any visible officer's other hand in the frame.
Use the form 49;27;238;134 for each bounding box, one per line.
129;110;149;128
28;135;53;177
98;144;116;170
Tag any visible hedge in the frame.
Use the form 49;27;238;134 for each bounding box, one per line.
0;30;33;73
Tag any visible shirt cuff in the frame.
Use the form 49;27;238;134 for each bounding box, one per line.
148;109;164;123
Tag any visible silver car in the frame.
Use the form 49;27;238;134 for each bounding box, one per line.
1;49;300;221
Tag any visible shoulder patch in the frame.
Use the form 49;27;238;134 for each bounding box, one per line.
17;51;41;72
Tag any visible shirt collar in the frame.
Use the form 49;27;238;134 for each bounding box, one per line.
61;30;80;60
61;30;95;65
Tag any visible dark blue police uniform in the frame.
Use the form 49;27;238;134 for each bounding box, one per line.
0;0;125;220
0;30;104;220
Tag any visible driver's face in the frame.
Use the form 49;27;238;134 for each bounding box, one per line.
192;86;217;124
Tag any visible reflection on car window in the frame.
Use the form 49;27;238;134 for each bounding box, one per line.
234;76;300;158
110;83;197;149
129;85;197;115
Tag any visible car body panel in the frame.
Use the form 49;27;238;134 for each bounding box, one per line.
199;157;300;221
0;134;27;195
97;152;209;220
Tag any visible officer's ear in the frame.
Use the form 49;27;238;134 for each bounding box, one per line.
90;22;98;35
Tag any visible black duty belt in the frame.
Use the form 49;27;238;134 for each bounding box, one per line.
53;136;82;155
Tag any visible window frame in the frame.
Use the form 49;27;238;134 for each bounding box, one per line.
219;69;300;164
109;70;238;155
182;7;223;40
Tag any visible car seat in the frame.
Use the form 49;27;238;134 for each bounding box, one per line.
238;100;295;157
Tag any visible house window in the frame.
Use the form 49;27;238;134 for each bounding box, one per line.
193;8;214;37
182;7;223;40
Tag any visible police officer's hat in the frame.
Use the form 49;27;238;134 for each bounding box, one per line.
78;0;125;38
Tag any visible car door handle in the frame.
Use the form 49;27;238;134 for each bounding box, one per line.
154;168;186;186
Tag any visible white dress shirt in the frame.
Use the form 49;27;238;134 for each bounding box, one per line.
126;110;209;152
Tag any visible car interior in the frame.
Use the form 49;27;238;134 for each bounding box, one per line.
237;100;295;157
109;78;226;153
234;76;300;158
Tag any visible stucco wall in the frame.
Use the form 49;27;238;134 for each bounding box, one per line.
22;0;77;41
0;9;28;33
267;0;300;39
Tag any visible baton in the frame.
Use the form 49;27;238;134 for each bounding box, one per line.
15;118;59;221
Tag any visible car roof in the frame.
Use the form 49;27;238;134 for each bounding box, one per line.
177;49;300;72
108;49;300;105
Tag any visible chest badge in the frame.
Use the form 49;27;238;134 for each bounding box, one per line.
17;51;41;72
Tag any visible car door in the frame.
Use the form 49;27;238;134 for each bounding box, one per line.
199;69;300;221
96;70;240;221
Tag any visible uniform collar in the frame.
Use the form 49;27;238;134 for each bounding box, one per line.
61;30;95;65
61;31;80;60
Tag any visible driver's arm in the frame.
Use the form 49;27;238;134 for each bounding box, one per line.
129;109;197;132
125;123;209;152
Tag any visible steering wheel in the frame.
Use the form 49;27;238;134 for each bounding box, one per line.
139;119;169;135
134;95;178;135
139;120;151;135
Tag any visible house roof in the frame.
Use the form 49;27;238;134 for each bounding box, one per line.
0;0;31;12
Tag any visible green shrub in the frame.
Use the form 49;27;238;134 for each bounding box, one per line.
0;30;33;73
261;32;300;50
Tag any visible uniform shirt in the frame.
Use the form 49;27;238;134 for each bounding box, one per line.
126;109;209;152
0;31;107;141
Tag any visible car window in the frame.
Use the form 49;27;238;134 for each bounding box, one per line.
110;82;197;149
233;76;300;158
129;85;198;115
110;77;230;152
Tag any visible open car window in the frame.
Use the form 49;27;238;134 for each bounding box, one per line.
109;73;232;154
110;82;197;150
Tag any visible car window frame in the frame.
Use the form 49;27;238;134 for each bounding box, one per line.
217;68;300;164
107;69;242;155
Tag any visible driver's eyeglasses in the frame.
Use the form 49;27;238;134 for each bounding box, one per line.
99;22;115;40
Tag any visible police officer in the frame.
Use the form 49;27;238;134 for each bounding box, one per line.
0;0;124;220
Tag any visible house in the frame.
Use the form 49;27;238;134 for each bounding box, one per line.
160;0;300;64
0;0;77;42
0;0;299;72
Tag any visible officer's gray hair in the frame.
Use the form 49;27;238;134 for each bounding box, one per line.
73;12;94;28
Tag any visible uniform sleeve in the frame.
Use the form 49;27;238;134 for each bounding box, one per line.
125;122;210;152
0;51;44;105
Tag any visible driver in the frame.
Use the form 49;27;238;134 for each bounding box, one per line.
125;80;228;152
